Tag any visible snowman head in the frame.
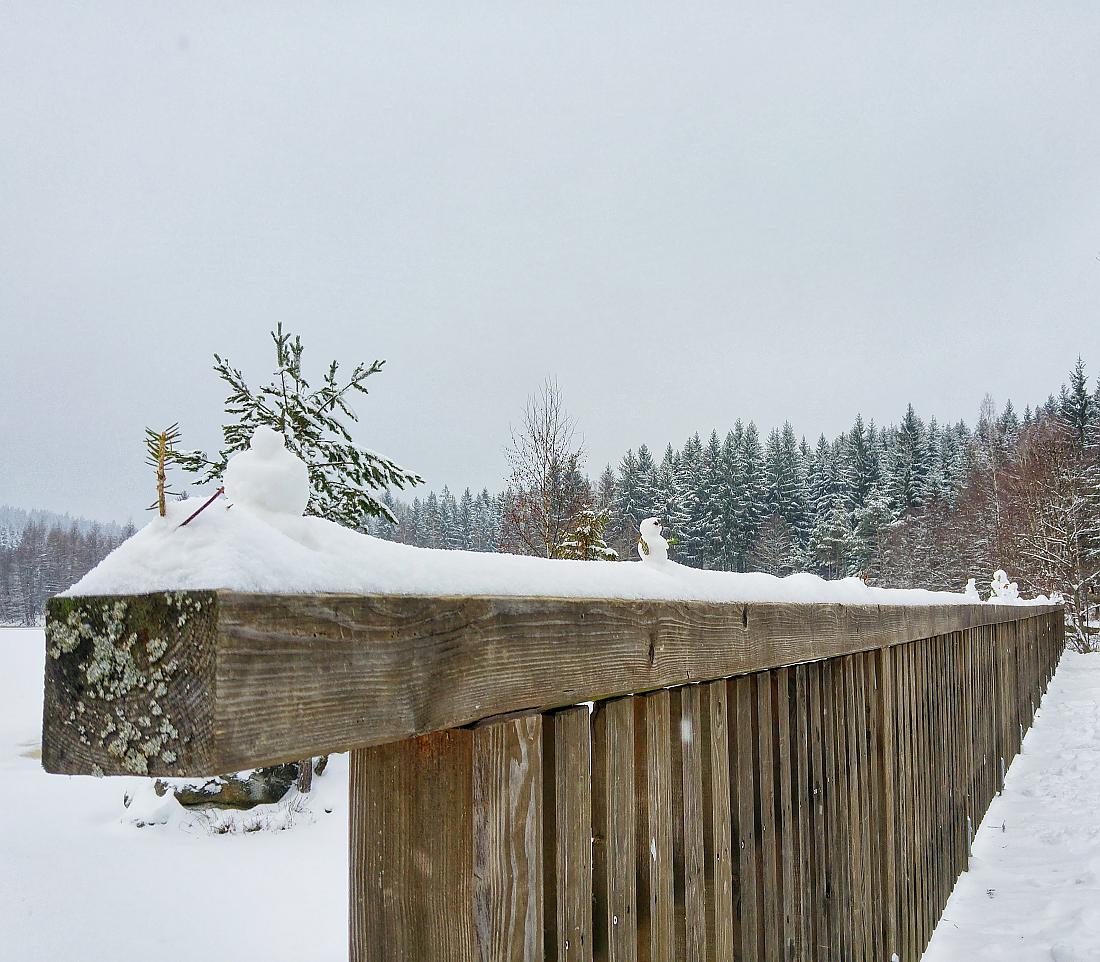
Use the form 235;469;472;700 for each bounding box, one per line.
640;517;663;540
249;426;286;456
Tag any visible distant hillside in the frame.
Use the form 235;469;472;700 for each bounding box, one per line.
1;507;134;624
0;505;128;539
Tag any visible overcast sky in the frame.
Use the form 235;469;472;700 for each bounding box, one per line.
2;3;1098;524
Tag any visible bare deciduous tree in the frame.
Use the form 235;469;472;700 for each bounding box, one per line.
1002;420;1096;649
501;379;590;558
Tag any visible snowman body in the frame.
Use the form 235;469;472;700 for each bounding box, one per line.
638;517;670;563
223;426;310;516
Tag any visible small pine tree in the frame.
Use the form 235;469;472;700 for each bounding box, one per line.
558;507;619;561
177;324;422;528
144;424;184;517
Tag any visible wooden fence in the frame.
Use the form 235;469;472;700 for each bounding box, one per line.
42;593;1063;962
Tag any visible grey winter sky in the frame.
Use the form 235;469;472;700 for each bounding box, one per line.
2;3;1099;524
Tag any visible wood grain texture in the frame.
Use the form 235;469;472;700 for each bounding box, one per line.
820;659;845;962
43;592;1062;775
731;674;761;962
698;680;735;960
771;667;798;962
635;691;674;962
544;707;593;962
670;686;707;962
755;672;782;962
593;697;637;962
805;661;829;961
790;666;813;961
474;715;545;962
350;730;476;962
873;647;899;961
350;716;544;962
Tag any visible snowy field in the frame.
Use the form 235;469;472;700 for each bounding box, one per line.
0;628;347;962
4;626;1093;961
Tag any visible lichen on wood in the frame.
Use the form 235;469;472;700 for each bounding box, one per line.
43;590;218;777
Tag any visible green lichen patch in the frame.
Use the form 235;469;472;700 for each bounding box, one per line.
44;591;216;776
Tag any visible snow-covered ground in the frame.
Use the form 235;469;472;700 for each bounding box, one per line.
0;628;347;962
5;626;1092;960
924;648;1100;962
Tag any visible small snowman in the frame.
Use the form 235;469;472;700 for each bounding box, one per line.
638;517;670;564
223;426;310;516
963;578;981;601
989;569;1019;603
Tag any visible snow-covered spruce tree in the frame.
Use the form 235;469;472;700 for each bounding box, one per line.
558;507;619;561
810;502;854;580
174;325;422;803
889;403;929;515
750;512;800;576
609;449;645;559
178;323;422;529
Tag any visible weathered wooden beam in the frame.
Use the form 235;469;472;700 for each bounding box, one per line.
42;590;1062;777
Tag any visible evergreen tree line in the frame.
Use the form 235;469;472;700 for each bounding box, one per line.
371;360;1100;646
0;520;134;625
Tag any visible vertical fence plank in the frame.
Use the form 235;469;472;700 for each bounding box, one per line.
671;686;708;962
791;665;813;960
699;680;736;960
593;698;637;962
873;646;899;961
934;635;951;917
899;642;918;962
806;661;830;961
772;667;799;962
755;671;782;962
952;630;968;878
732;674;762;961
544;707;593;962
861;651;882;960
915;638;933;953
636;690;675;962
350;731;477;962
843;655;872;962
473;715;546;962
823;658;850;962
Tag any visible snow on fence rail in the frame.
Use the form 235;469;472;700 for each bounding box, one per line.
41;592;1062;962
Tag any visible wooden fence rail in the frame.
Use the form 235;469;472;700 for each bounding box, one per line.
42;593;1063;962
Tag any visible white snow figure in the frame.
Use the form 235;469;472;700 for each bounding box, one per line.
963;578;981;601
223;426;310;516
989;569;1019;602
638;517;669;563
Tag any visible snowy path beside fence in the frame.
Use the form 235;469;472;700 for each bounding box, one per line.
924;649;1100;962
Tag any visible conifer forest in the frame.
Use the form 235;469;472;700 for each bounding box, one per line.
369;359;1100;647
6;360;1099;647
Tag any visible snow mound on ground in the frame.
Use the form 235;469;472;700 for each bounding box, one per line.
64;498;1052;606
